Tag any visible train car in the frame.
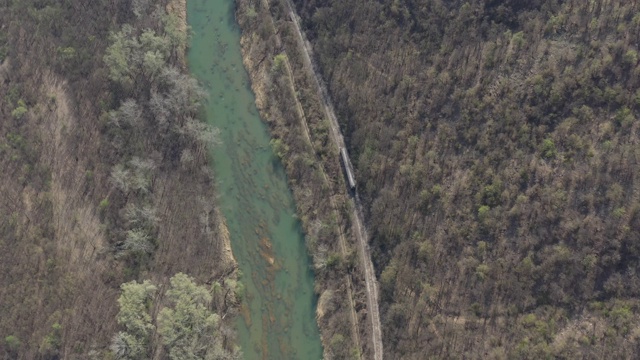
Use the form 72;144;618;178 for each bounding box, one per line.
340;147;357;191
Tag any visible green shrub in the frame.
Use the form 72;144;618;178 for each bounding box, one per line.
245;6;257;18
521;313;537;328
326;253;342;269
478;205;490;219
99;198;109;210
11;100;28;120
615;107;635;127
5;335;21;349
43;323;62;351
57;46;76;61
272;53;287;73
540;138;557;159
512;31;525;49
269;138;288;158
612;207;626;218
475;264;489;281
623;49;638;65
480;182;502;207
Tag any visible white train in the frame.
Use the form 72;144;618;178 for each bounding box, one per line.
340;147;356;191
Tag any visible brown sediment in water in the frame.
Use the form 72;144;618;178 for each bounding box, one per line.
279;338;290;359
240;302;252;327
261;313;270;360
259;236;277;267
236;7;331;356
189;1;324;356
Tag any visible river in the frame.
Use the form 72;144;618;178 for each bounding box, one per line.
186;0;323;359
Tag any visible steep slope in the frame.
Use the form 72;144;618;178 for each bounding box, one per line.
292;0;640;358
281;1;384;357
0;0;237;358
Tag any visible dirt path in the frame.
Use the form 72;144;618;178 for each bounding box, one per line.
281;1;384;359
253;0;365;356
281;57;364;358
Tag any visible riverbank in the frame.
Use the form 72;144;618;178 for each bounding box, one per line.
167;0;238;271
186;0;323;358
166;0;188;67
235;0;374;358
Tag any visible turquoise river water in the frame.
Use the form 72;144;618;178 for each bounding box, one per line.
186;0;323;359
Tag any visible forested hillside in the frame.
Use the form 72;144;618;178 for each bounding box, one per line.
292;0;640;358
0;0;238;358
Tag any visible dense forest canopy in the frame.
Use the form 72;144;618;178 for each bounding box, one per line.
292;0;640;358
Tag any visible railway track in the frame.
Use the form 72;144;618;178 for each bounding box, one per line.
280;1;384;359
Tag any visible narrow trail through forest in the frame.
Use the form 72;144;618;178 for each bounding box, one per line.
281;57;364;358
281;1;384;359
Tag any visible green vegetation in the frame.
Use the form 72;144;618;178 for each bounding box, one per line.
0;0;237;358
239;0;640;358
4;335;20;350
157;274;240;359
269;138;288;158
101;0;219;274
111;274;240;359
237;0;367;356
292;0;640;358
112;280;156;359
10;100;27;120
272;53;287;73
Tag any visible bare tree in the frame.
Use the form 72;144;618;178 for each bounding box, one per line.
122;229;154;256
178;118;221;149
129;157;156;194
124;203;159;229
110;99;143;128
111;164;131;193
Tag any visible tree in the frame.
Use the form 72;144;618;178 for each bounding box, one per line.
11;100;27;120
110;99;142;128
110;158;156;196
4;335;21;358
139;29;169;56
111;280;157;360
150;90;170;125
129;157;156;194
104;26;171;89
111;275;240;360
178;118;220;148
111;164;131;193
143;50;166;78
160;67;207;114
121;229;154;257
162;13;189;53
111;332;146;360
124;203;159;229
158;273;240;360
140;29;170;79
104;25;140;87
